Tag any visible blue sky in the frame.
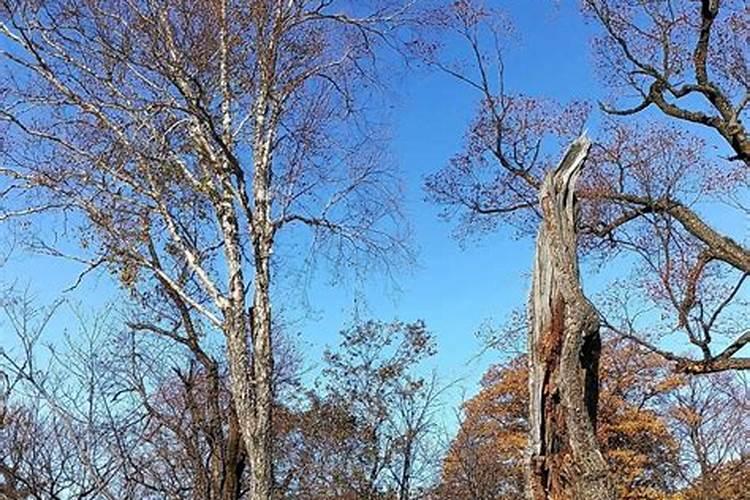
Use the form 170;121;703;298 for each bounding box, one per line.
1;0;746;424
292;1;605;394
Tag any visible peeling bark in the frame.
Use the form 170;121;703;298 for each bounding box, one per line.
527;136;614;500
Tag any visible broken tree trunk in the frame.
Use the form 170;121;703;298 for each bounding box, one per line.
527;135;614;500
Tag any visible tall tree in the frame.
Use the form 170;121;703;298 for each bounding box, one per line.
416;4;609;496
0;2;409;498
580;0;749;374
419;2;745;495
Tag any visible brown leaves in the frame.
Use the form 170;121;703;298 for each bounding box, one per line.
438;340;685;499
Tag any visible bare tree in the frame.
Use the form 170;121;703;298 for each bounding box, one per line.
0;286;309;499
111;329;249;500
0;2;410;498
668;372;749;498
317;320;440;499
386;371;444;500
582;0;749;163
0;293;130;499
578;0;750;373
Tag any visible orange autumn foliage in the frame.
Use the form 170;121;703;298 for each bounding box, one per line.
679;458;750;500
438;340;684;499
438;355;528;499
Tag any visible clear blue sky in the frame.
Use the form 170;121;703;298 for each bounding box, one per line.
293;0;606;397
1;1;745;423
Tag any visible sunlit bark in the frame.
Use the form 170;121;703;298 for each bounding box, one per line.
527;136;613;500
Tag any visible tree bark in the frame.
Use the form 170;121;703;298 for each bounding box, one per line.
244;31;278;494
220;405;246;500
248;244;274;500
527;136;614;500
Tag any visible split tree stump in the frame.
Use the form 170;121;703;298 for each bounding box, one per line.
527;136;614;500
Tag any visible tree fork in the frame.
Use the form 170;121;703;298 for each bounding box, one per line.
527;136;614;500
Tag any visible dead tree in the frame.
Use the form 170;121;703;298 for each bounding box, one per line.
527;136;613;500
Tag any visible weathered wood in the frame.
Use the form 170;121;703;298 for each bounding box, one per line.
527;136;614;500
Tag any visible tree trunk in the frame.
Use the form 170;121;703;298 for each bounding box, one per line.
221;405;246;500
398;439;412;500
245;52;277;496
249;246;274;500
527;136;613;500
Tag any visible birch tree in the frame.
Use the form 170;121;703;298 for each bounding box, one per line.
0;1;410;498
